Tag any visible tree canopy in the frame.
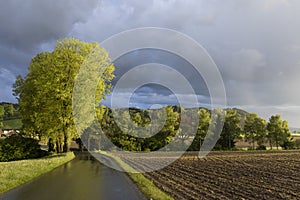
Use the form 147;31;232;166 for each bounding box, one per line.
267;115;292;149
244;113;267;149
13;38;115;153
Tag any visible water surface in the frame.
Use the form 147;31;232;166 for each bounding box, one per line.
0;153;146;200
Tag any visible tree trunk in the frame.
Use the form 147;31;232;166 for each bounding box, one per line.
199;139;203;150
76;138;83;152
56;141;63;153
63;135;69;152
48;138;55;152
56;141;60;153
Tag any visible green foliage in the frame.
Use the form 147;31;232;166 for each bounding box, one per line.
0;103;19;120
256;145;267;150
244;113;267;149
188;108;210;151
96;106;181;152
0;135;48;162
292;140;300;149
152;106;180;149
95;106;298;152
13;38;115;153
215;109;242;150
0;106;4;120
267;115;292;150
4;104;14;118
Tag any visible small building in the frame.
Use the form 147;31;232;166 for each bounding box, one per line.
0;129;19;137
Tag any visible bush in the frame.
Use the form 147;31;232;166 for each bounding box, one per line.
256;145;267;150
0;134;48;162
247;147;255;151
294;140;300;149
282;140;300;150
281;141;295;150
213;144;223;151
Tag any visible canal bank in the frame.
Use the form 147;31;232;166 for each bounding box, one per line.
0;152;146;200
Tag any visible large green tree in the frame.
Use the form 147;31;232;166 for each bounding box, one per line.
189;108;210;151
13;38;114;152
280;120;293;149
244;113;267;149
217;109;242;150
267;115;291;150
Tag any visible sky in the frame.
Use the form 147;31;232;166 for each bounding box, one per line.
0;0;300;127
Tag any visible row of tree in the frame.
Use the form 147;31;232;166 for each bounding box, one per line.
13;38;114;153
86;106;295;152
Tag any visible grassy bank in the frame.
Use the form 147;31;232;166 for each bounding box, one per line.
0;152;75;194
98;151;173;200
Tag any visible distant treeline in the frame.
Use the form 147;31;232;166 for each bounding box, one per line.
0;102;19;119
82;105;299;152
0;102;19;129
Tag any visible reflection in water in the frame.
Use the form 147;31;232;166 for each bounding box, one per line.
0;152;146;200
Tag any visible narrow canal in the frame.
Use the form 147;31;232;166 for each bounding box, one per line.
0;153;146;200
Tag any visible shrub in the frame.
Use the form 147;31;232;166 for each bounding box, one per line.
294;140;300;149
213;144;223;151
0;134;48;162
256;145;267;150
281;141;295;150
247;147;255;151
283;140;300;150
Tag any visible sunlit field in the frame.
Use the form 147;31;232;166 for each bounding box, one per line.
0;152;75;194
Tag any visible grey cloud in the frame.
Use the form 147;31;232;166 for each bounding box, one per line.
0;0;99;102
1;0;300;126
71;0;219;41
0;68;17;102
0;0;98;52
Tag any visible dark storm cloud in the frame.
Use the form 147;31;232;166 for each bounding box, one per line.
0;0;99;102
1;0;300;126
112;49;209;96
0;0;98;51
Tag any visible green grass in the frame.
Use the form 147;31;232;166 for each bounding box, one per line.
0;152;75;194
2;118;22;129
98;151;173;200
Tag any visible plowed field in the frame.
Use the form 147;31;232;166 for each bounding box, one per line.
121;151;300;200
